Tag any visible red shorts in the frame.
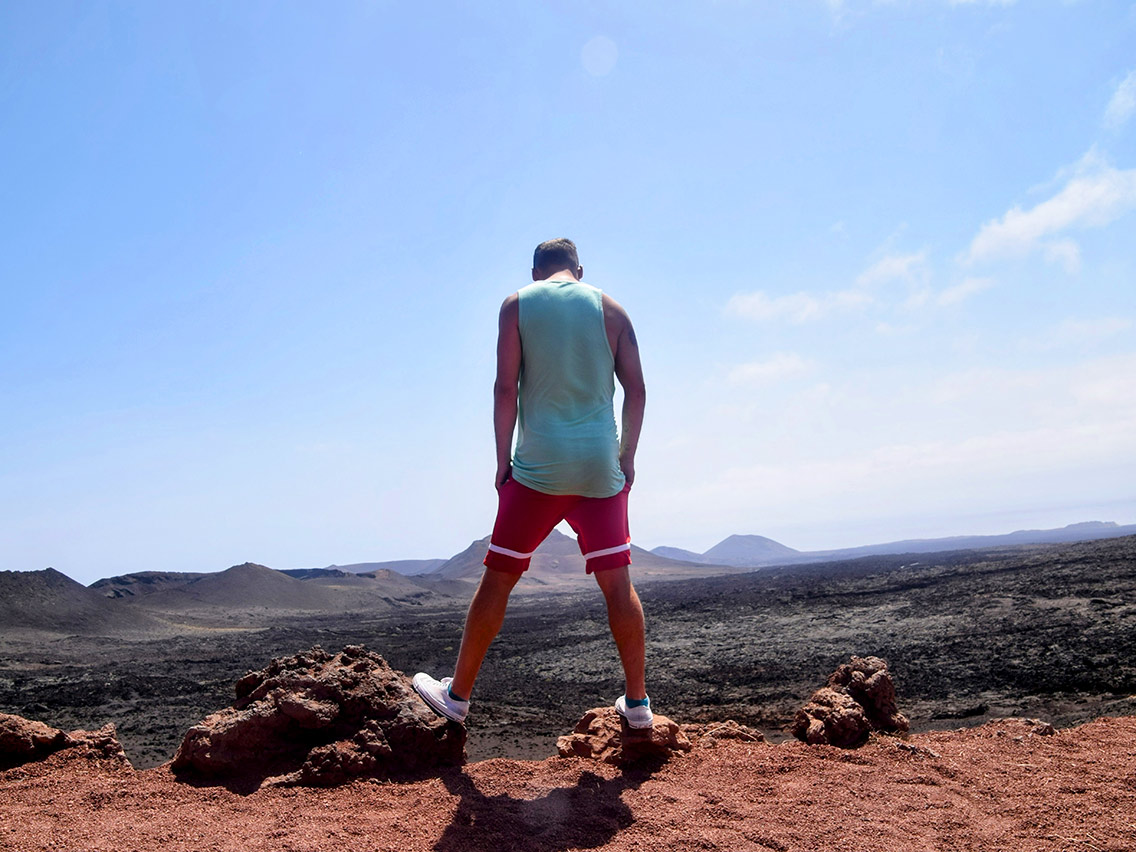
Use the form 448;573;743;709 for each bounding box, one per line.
484;479;632;575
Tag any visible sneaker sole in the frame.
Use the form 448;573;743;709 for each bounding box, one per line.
616;708;654;730
413;680;467;724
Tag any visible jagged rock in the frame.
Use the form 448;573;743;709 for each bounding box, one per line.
896;740;941;759
0;713;69;769
793;688;872;747
557;707;691;766
0;714;131;771
792;656;909;747
171;645;465;787
988;718;1058;738
826;656;909;734
61;723;132;770
681;719;765;747
1026;719;1056;736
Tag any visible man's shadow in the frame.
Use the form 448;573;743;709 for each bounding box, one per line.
432;764;655;852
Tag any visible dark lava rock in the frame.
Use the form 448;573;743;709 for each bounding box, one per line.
0;713;131;771
170;645;465;788
792;656;910;747
557;707;691;766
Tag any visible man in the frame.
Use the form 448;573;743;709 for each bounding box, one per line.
413;238;652;730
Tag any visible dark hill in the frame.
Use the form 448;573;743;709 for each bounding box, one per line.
327;559;446;576
125;562;343;612
431;528;613;583
702;534;800;565
652;520;1136;569
121;563;465;618
432;536;499;582
90;571;208;599
279;568;354;580
430;529;731;586
0;568;161;635
650;545;708;563
295;568;443;601
805;520;1136;561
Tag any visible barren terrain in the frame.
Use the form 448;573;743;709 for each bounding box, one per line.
2;716;1135;851
1;536;1135;849
1;536;1133;767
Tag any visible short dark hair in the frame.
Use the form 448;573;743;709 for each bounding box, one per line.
533;238;580;272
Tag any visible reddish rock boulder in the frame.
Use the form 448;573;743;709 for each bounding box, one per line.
792;688;872;747
59;723;132;770
557;707;691;766
0;713;69;769
0;714;131;771
171;645;465;788
792;656;909;747
827;656;909;734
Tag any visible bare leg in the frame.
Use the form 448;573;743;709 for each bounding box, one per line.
450;568;522;700
594;566;647;700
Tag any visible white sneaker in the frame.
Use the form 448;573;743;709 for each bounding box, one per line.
615;694;654;729
412;673;469;723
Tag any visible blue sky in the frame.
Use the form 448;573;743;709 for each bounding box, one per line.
2;1;1134;585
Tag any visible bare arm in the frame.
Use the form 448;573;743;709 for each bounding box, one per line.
494;294;522;488
605;296;646;487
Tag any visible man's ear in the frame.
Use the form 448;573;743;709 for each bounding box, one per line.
532;267;541;281
577;266;584;280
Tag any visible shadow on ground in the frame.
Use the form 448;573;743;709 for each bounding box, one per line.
433;766;652;852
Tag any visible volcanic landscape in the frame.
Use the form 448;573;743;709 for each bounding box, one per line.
1;531;1135;850
2;531;1134;766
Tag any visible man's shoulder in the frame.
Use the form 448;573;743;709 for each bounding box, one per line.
601;292;631;323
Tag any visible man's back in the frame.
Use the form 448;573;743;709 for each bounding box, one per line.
511;279;624;498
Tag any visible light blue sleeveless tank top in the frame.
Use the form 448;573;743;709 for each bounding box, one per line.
510;280;626;497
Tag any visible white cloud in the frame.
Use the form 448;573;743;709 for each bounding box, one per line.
1025;317;1135;351
726;288;870;323
874;320;915;336
857;249;937;309
637;352;1136;550
728;353;812;386
936;276;994;306
1041;239;1082;274
731;250;992;324
1057;317;1132;344
1105;69;1136;130
967;153;1136;267
931;354;1136;413
856;250;929;288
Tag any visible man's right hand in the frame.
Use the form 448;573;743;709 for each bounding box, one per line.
496;462;512;490
619;454;635;488
494;295;521;493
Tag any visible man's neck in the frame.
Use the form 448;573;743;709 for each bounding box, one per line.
534;267;580;282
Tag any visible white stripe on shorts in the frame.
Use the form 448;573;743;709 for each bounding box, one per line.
487;543;537;560
582;542;631;561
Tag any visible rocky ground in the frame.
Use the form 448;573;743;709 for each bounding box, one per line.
1;536;1134;768
2;715;1135;851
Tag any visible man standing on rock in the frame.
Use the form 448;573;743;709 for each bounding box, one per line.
414;238;652;730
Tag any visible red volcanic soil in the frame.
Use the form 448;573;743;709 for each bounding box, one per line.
3;716;1134;852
